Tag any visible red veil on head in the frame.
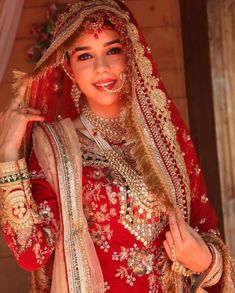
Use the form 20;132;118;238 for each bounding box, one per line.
18;0;223;243
17;1;235;292
22;0;190;218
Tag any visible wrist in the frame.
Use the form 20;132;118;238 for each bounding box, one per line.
200;245;213;273
0;148;20;162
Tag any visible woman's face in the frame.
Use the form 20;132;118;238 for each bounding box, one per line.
68;29;127;116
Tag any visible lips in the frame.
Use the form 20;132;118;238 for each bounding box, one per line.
93;79;117;91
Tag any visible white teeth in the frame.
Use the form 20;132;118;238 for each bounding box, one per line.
96;81;114;87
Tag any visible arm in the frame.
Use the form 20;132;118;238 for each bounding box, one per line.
0;151;59;272
163;101;235;291
175;113;234;291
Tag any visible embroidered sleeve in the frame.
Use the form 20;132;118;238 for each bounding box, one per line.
0;153;59;272
176;124;235;291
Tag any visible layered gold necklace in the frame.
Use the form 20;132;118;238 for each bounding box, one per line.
80;111;167;247
81;105;126;144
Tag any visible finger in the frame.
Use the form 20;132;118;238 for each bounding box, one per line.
175;207;190;240
165;230;174;247
188;226;205;244
168;210;183;245
18;108;41;115
10;82;28;110
23;114;45;122
163;240;172;260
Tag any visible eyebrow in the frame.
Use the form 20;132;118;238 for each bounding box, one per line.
73;39;121;52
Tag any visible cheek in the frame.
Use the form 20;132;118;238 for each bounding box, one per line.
110;56;127;71
71;63;93;85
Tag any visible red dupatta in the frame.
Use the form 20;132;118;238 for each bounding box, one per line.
15;1;234;292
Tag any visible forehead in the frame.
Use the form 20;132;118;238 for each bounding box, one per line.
72;29;121;47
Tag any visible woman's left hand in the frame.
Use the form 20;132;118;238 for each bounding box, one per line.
163;207;212;273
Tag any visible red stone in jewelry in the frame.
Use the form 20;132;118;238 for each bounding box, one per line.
92;130;98;136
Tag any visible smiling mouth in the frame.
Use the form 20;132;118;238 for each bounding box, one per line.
93;79;117;91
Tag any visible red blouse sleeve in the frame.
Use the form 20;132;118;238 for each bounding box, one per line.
172;105;222;291
1;151;59;272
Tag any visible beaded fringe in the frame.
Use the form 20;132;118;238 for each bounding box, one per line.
29;266;49;293
124;99;173;213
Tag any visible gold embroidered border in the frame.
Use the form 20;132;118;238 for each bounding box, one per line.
43;121;93;293
125;22;191;219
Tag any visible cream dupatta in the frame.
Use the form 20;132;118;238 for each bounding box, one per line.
33;118;104;293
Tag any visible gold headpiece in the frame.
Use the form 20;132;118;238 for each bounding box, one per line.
34;0;129;72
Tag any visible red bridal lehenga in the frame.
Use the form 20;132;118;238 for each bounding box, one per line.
0;1;234;293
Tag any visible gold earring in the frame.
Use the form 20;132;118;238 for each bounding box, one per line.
71;82;81;112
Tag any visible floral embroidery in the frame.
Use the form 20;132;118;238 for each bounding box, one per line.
38;200;58;246
113;244;165;290
182;131;191;143
33;241;52;265
29;170;47;180
194;226;199;232
200;218;206;224
113;244;154;276
115;266;136;286
201;194;209;204
194;164;201;176
79;131;166;291
91;223;113;252
2;199;58;264
13;201;27;219
148;273;160;293
83;169;118;253
104;281;110;292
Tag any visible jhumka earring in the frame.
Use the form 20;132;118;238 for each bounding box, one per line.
71;82;81;112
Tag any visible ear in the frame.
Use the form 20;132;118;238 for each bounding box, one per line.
62;56;75;80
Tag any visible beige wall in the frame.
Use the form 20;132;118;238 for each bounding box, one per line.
0;1;187;292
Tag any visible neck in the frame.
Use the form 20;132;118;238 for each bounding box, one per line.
87;101;122;118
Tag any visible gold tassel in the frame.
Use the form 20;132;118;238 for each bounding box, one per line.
12;70;28;92
29;266;49;293
124;99;174;212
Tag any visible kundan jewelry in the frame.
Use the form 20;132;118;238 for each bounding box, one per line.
71;82;81;112
80;112;167;246
81;105;126;144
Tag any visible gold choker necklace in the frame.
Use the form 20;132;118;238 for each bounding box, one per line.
81;105;126;144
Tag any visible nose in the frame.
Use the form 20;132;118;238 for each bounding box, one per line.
94;55;110;74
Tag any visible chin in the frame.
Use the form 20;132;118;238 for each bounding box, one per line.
92;95;120;105
99;100;120;107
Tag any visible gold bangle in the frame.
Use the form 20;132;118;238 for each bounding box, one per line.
0;180;41;233
0;158;26;174
0;158;29;184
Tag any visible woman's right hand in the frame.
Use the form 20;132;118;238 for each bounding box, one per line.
0;82;45;162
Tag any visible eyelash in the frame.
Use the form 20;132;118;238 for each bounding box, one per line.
77;47;122;61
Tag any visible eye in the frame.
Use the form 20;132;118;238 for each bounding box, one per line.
107;47;122;55
77;53;93;61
